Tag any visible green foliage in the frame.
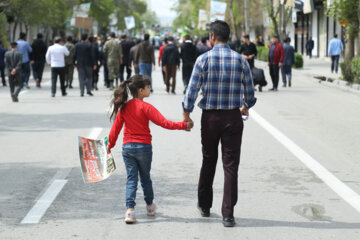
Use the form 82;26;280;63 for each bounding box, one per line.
325;0;359;40
340;61;354;83
255;46;269;61
294;53;303;69
351;57;360;83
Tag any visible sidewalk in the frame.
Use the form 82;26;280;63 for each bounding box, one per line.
256;57;360;94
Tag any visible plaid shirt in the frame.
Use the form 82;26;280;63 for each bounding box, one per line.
183;44;256;112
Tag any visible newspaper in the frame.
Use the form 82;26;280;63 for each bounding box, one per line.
78;136;116;183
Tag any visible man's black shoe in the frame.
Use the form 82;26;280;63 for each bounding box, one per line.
259;86;263;92
62;92;67;96
87;92;93;96
197;205;210;217
51;93;55;97
268;88;275;91
222;217;235;227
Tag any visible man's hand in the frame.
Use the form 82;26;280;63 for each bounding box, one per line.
153;65;156;71
30;60;35;64
162;66;166;72
93;65;97;70
106;145;112;154
183;111;194;132
134;64;138;68
267;61;270;66
120;58;123;65
240;107;249;116
279;62;283;67
11;69;16;75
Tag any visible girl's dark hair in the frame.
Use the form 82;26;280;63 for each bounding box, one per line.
110;74;151;121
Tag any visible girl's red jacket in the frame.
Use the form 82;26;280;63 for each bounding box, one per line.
109;99;187;148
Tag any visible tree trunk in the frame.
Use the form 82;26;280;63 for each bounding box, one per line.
12;21;18;42
358;1;360;57
228;0;238;40
344;33;354;61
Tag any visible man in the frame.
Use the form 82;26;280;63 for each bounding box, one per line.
89;36;101;91
30;33;47;88
103;32;123;90
129;39;141;75
256;36;265;46
239;34;257;69
158;37;168;85
17;32;32;89
135;34;155;91
0;40;6;86
46;37;69;97
183;20;256;227
180;35;197;94
281;37;295;87
162;36;180;94
74;34;96;96
5;42;23;102
196;36;211;57
267;35;284;91
306;37;314;59
120;35;135;82
64;36;75;89
328;34;344;74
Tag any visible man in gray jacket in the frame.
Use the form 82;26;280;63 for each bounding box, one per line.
5;42;23;102
281;37;295;87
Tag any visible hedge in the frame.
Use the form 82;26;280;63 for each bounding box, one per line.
256;46;303;69
351;57;360;84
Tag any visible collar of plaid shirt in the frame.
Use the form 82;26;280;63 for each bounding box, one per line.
183;44;256;113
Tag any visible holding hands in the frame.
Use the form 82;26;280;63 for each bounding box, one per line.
183;111;194;132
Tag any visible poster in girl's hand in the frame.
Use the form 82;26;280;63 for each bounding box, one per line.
78;136;116;183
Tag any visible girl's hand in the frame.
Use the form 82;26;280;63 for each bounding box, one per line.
186;121;194;131
107;145;112;154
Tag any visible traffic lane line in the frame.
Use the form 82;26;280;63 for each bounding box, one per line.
250;109;360;213
20;127;103;224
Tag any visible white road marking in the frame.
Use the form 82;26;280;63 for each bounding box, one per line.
19;90;28;95
21;128;103;224
250;109;360;213
21;180;67;224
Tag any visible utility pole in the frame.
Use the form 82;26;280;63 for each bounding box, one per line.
244;0;249;34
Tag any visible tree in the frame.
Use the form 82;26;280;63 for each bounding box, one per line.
326;0;359;60
265;0;292;42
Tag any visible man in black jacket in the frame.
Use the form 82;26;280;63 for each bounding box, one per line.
120;35;135;82
89;36;101;91
239;34;257;69
180;35;197;94
74;34;96;96
162;36;180;94
30;33;47;88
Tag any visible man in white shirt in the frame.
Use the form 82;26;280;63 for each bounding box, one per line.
46;37;69;97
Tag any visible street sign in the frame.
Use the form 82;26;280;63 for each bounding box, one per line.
210;0;227;22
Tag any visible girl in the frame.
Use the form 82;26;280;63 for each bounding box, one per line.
107;75;193;224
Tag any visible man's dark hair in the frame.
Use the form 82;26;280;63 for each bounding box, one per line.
201;36;208;44
89;36;94;43
10;42;18;48
136;39;141;44
37;33;43;39
121;34;127;39
243;34;250;40
334;34;338;38
110;32;116;38
67;36;73;42
81;34;88;41
287;37;291;43
184;35;191;41
272;35;279;39
144;34;150;41
54;37;63;43
19;32;26;40
210;20;230;42
163;37;168;44
168;36;174;42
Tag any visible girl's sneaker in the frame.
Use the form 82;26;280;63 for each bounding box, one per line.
124;210;136;224
146;203;157;216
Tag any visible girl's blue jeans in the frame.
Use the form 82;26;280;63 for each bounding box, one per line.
122;143;153;209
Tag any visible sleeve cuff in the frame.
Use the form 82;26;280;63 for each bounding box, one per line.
182;102;194;113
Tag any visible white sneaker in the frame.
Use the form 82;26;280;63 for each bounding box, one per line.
146;203;157;216
124;209;136;224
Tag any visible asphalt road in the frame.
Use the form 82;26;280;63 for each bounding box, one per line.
0;57;359;240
